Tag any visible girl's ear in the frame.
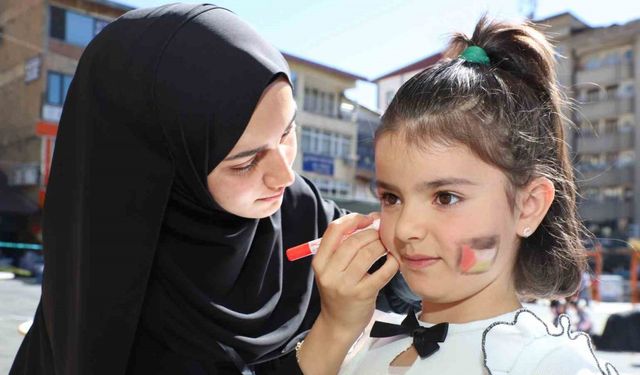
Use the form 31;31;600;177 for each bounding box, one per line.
517;177;555;238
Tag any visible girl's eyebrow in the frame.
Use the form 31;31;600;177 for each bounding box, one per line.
417;178;477;191
223;111;296;161
374;180;398;191
374;177;477;192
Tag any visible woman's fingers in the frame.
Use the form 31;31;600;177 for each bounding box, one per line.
327;228;380;272
312;213;375;275
340;237;388;286
358;254;399;294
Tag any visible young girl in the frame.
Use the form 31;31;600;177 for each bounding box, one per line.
297;18;618;375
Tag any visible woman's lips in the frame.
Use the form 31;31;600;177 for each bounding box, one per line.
259;190;285;201
402;255;441;270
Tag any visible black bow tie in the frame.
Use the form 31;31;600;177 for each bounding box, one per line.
370;310;449;359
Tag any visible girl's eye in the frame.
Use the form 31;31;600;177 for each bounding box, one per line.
378;192;401;207
434;192;460;206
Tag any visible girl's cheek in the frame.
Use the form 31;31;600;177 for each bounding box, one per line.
378;221;396;254
456;235;500;275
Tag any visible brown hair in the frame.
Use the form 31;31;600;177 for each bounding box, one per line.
376;17;587;299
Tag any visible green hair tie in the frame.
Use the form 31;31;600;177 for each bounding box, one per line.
459;46;490;66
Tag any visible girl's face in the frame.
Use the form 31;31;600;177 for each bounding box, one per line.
375;134;522;306
207;79;297;219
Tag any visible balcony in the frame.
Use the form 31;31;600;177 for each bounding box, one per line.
578;199;633;222
576;64;633;86
576;166;634;188
577;130;635;153
578;97;635;122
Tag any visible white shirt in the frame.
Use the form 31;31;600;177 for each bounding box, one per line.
338;309;617;375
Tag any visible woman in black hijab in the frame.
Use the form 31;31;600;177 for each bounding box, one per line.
10;3;412;375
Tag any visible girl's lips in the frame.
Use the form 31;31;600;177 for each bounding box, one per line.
402;255;441;270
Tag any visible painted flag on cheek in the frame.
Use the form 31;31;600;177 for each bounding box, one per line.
459;236;499;274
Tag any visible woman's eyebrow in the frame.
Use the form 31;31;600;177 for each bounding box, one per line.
225;145;269;161
224;111;296;161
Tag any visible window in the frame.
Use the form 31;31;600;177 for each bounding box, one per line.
49;6;110;47
303;86;339;117
385;90;395;106
94;19;109;36
586;88;600;102
619;119;633;133
47;71;73;105
604;119;617;133
578;122;596;137
605;85;618;100
301;127;352;158
584;56;600;70
602;186;623;201
605;152;618;163
310;178;352;198
583;187;600;200
623;49;633;62
624;187;633;201
327;93;335;116
290;70;298;97
618;150;635;167
304;88;313;112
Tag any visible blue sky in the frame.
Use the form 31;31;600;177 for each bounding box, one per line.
118;0;640;110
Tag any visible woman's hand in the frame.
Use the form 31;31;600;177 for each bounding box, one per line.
312;213;399;338
296;214;399;375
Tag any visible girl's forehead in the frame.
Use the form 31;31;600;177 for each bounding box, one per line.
375;134;466;160
375;135;510;188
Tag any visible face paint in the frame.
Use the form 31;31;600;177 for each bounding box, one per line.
458;236;499;274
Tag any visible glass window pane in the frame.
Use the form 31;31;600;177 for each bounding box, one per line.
63;75;73;101
47;72;61;105
94;19;109;36
66;10;94;46
50;6;66;39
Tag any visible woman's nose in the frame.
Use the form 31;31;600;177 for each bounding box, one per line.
263;147;295;189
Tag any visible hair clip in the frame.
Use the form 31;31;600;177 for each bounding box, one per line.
459;46;490;66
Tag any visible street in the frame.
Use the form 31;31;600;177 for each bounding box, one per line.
1;277;639;374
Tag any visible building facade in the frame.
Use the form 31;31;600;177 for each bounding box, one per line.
286;53;365;201
374;52;441;113
542;13;640;239
0;0;132;206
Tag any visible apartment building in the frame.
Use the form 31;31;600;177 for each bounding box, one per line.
374;52;442;113
285;53;365;201
0;0;132;206
542;13;640;238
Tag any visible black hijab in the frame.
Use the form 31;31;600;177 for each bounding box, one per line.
11;4;341;374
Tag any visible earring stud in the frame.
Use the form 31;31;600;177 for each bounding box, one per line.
522;227;532;238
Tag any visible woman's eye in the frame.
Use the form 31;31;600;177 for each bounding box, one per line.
280;124;296;143
434;192;460;206
379;192;401;206
231;152;264;175
231;159;258;175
